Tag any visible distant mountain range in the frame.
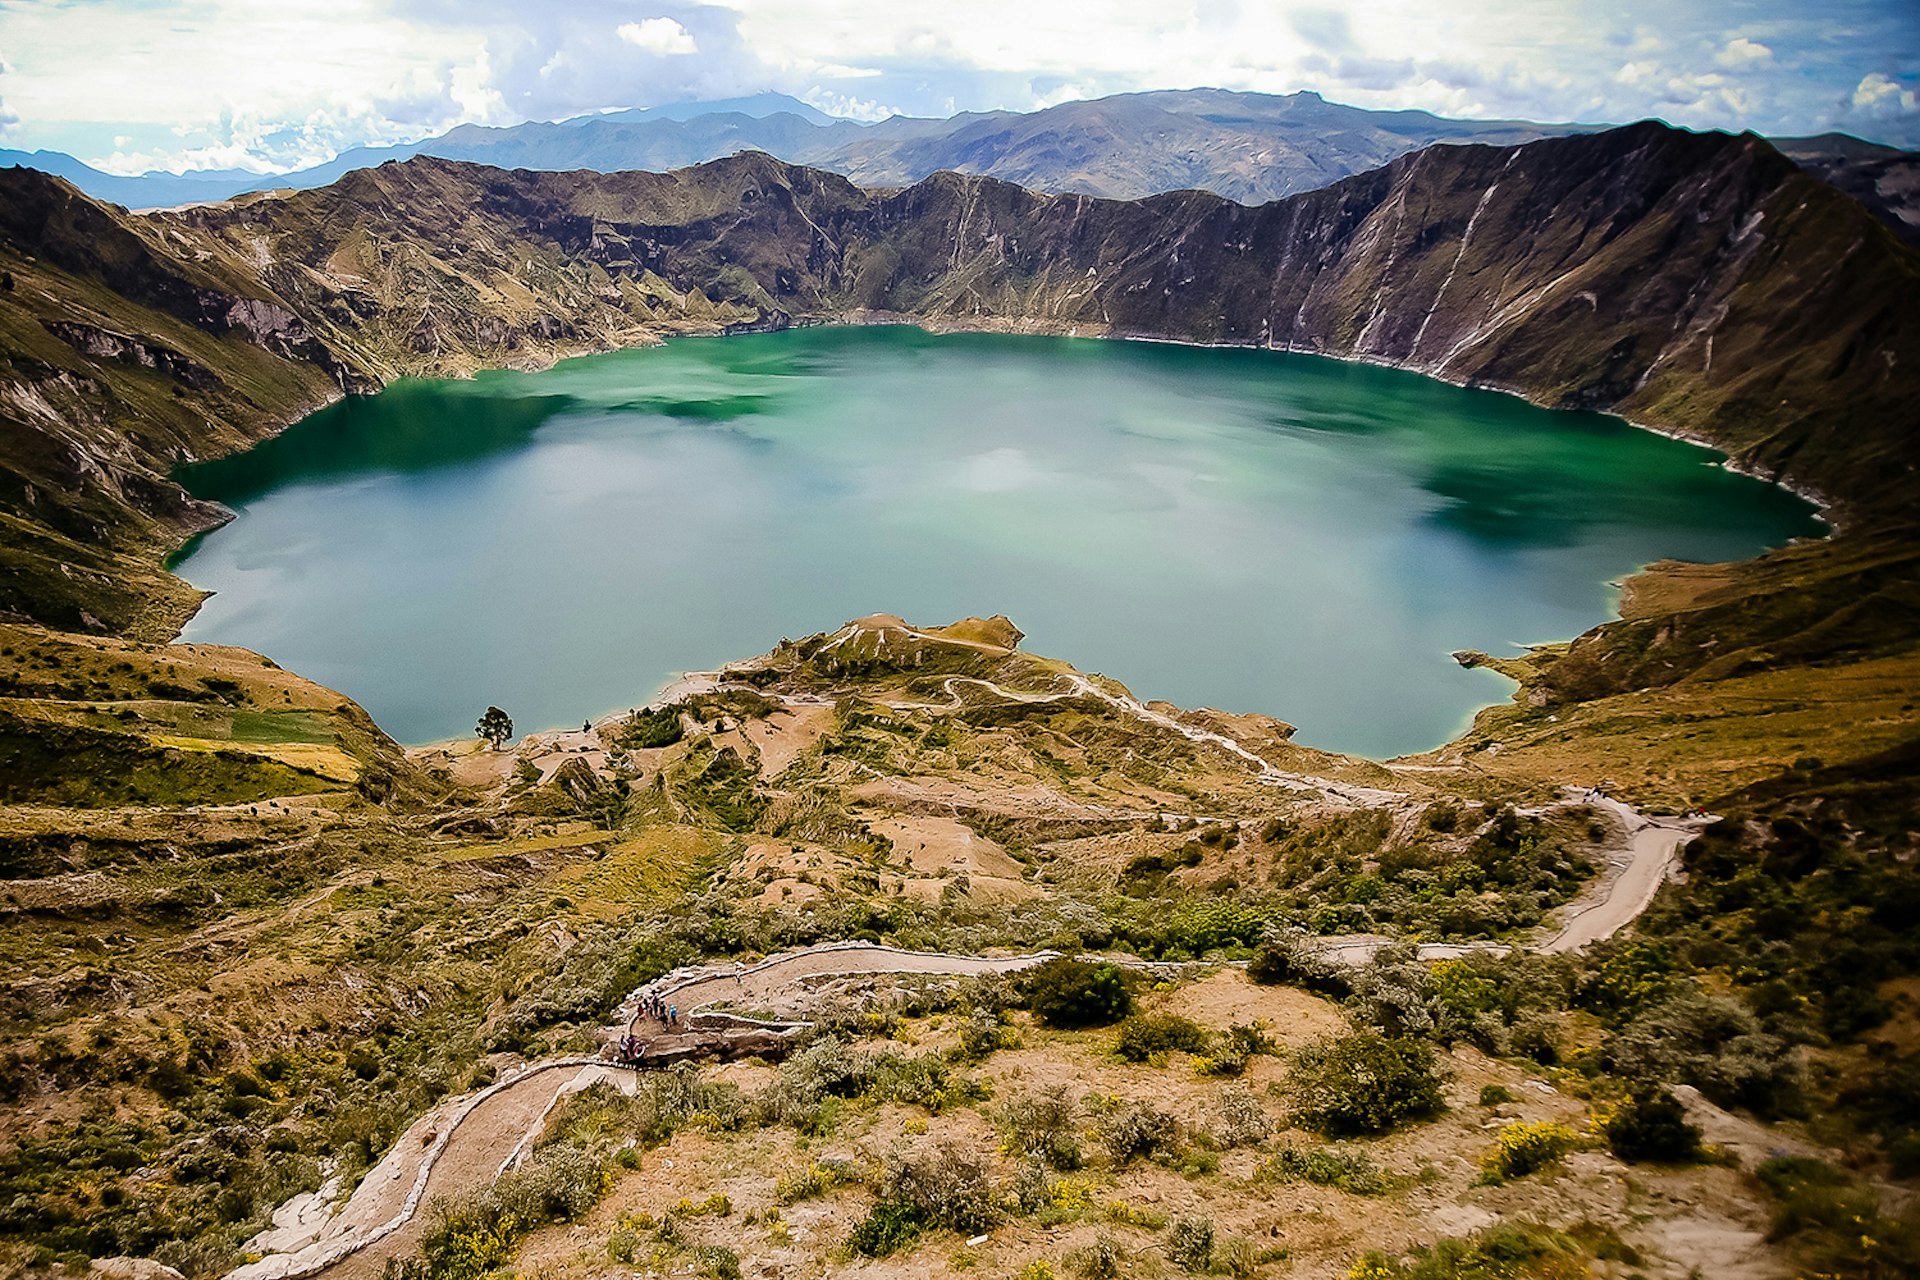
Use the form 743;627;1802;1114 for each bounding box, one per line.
5;89;1605;211
7;87;1915;254
1773;134;1920;244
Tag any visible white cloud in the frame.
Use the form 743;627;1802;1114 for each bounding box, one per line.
617;18;698;57
2;0;1917;169
1852;72;1918;116
800;88;898;121
1716;37;1773;68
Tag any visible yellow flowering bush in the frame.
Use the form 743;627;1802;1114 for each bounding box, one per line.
1047;1178;1096;1211
1482;1121;1580;1181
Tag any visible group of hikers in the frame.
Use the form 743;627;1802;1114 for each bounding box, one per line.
613;963;753;1065
614;994;683;1064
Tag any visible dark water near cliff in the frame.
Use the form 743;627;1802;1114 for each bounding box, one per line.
172;327;1821;757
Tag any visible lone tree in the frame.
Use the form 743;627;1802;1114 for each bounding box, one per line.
477;706;513;750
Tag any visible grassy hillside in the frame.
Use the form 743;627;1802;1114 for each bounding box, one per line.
0;122;1916;1280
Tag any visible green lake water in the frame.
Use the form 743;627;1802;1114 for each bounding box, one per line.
171;326;1823;757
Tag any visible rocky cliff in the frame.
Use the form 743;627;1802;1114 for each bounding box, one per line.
1;120;1916;638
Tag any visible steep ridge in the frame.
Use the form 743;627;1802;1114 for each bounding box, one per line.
1775;134;1920;245
0;121;1916;644
183;125;1920;516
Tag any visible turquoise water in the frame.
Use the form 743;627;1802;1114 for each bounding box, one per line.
172;327;1822;757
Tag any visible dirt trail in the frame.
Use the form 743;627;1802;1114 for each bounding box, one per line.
324;1066;590;1280
232;949;1055;1280
1055;672;1404;804
238;822;1698;1280
1313;794;1704;966
874;665;1404;806
1538;796;1704;954
621;943;1058;1038
228;1061;601;1280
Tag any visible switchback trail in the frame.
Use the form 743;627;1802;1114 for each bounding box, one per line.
232;765;1700;1280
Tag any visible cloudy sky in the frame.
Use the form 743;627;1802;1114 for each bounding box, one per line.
1;0;1915;174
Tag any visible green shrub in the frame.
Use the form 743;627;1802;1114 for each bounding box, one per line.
883;1143;998;1233
1284;1033;1444;1137
999;1086;1083;1171
847;1200;923;1259
1257;1145;1392;1195
867;1052;990;1113
1167;1216;1214;1272
1575;939;1675;1026
1196;1022;1275;1077
1477;1084;1514;1107
1755;1156;1920;1278
1602;1087;1701;1164
1350;1221;1587;1279
1211;1085;1271;1149
1246;933;1351;998
1066;1234;1125;1280
847;1144;1000;1256
1113;1014;1210;1062
957;1009;1019;1061
1214;1236;1272;1278
1097;1101;1180;1165
692;1245;740;1280
774;1159;861;1204
1026;958;1132;1029
1603;990;1803;1118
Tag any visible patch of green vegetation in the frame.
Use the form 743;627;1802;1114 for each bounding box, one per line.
997;1086;1083;1171
1256;1145;1394;1195
219;709;337;744
1628;741;1920;1112
616;704;686;749
1283;1032;1445;1138
1023;958;1133;1029
1478;1121;1580;1182
1348;1221;1592;1280
1755;1156;1920;1279
1601;1087;1702;1164
385;1136;613;1280
847;1145;996;1258
0;710;337;806
1117;843;1204;895
672;742;766;832
1113;1013;1211;1062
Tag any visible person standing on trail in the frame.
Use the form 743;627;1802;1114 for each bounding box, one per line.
669;1004;678;1026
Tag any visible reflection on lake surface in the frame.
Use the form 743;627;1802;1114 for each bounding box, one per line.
173;327;1822;756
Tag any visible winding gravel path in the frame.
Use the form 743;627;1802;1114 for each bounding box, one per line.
620;942;1058;1038
228;947;1057;1280
227;647;1703;1280
1539;797;1703;954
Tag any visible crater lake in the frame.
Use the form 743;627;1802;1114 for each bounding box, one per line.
171;326;1823;757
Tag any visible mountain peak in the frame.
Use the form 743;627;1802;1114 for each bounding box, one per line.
565;93;840;129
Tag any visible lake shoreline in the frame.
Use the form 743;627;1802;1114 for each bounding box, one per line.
169;323;1822;763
